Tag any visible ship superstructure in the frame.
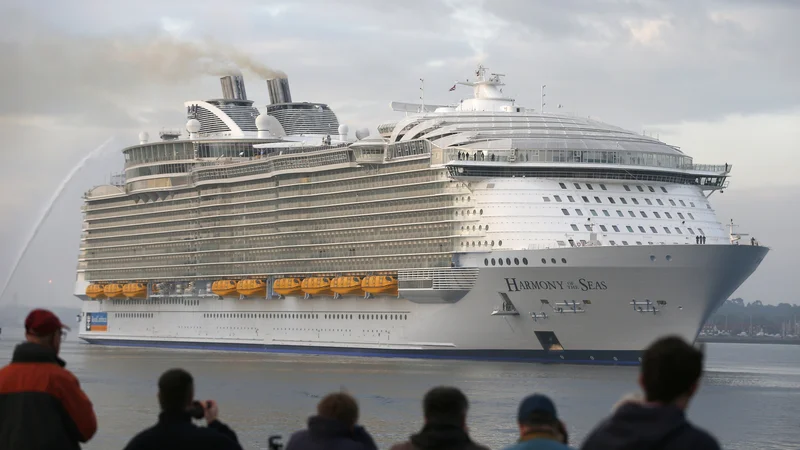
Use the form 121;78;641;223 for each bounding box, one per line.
75;67;768;364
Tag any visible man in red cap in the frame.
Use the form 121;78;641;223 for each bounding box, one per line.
0;308;97;449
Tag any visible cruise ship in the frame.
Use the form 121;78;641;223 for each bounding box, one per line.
74;66;768;364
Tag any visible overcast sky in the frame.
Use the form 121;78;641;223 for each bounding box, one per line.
0;0;797;308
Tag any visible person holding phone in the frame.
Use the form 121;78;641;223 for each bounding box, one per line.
123;368;242;450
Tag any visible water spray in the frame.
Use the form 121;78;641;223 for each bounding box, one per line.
0;136;116;303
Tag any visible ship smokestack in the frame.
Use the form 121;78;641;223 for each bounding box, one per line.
220;75;248;100
266;77;292;104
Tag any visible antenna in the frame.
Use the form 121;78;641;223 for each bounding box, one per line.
541;84;546;112
419;78;425;113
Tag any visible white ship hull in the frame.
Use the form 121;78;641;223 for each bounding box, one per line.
78;244;767;364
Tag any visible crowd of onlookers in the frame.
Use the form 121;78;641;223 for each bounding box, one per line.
0;308;720;450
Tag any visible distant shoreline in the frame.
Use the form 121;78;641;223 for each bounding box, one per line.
698;336;800;345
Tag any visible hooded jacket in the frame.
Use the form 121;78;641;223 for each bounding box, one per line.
390;423;490;450
285;416;377;450
580;403;720;450
0;342;97;450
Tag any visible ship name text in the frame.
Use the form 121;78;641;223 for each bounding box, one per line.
504;277;607;292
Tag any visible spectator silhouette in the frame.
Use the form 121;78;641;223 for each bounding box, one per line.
581;336;720;450
503;393;573;449
285;392;377;450
390;386;489;450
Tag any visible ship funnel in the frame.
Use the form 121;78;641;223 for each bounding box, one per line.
220;75;248;100
266;77;292;105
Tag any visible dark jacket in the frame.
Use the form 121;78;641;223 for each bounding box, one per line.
580;403;720;450
390;423;490;450
123;410;243;450
0;342;97;450
286;416;377;450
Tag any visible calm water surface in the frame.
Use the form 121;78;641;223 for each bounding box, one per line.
0;334;798;450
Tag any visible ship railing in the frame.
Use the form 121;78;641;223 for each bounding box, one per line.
437;146;730;174
398;268;479;290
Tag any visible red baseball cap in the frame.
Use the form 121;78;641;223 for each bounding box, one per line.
24;309;70;335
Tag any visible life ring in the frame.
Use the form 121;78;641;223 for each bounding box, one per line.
576;242;582;247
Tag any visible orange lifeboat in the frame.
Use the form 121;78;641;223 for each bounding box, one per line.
237;279;266;297
301;277;333;296
212;280;238;297
123;283;148;299
85;284;106;299
273;278;303;296
331;276;364;296
103;283;125;299
361;275;398;296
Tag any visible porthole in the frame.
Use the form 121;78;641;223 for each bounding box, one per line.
514;258;519;265
491;258;496;266
491;240;495;246
499;258;504;266
523;258;528;265
666;255;672;261
484;258;489;266
551;258;556;264
498;240;503;246
650;255;656;262
506;258;511;265
479;209;483;215
561;258;567;263
541;258;547;264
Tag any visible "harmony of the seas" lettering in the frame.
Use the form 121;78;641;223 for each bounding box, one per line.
504;278;608;292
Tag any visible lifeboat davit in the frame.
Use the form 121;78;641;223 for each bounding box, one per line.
273;278;303;296
237;279;266;297
301;277;333;296
103;283;125;299
123;283;148;299
361;275;398;296
330;276;364;296
85;284;106;299
212;280;238;297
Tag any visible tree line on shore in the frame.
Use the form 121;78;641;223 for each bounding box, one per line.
705;298;800;336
